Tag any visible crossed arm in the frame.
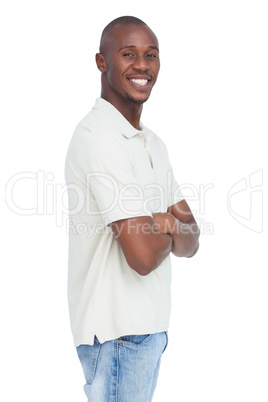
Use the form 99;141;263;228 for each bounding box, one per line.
109;200;200;276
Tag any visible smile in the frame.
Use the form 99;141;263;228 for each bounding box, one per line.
129;78;150;87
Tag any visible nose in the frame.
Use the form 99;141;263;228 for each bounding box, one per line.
132;55;149;71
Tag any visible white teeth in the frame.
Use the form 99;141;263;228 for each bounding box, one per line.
130;78;148;86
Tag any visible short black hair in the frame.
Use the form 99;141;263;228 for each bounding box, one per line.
99;16;148;54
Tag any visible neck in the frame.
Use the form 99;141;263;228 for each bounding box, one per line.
101;89;143;130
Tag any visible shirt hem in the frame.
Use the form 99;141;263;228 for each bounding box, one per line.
74;322;170;347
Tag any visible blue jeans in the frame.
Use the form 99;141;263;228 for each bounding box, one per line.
76;332;168;401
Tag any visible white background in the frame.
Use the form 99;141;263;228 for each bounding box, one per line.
1;0;267;401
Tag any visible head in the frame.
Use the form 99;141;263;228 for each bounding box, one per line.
96;16;160;106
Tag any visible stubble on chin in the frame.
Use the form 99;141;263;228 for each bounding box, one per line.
125;92;150;105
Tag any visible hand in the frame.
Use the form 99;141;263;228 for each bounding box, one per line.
152;212;178;234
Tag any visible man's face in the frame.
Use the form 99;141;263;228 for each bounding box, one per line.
101;24;160;105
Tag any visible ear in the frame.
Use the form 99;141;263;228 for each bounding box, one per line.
95;53;107;72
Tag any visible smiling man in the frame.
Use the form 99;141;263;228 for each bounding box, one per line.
97;21;159;112
65;16;199;401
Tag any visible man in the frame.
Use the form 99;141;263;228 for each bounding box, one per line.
65;16;199;401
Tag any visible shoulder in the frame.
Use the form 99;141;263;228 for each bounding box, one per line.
66;112;132;175
70;108;126;154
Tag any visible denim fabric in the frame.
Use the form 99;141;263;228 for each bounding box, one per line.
77;332;168;401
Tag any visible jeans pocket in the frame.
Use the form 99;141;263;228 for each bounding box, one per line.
162;331;168;354
76;339;101;385
119;334;151;345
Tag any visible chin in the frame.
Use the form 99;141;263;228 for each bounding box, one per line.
126;93;151;105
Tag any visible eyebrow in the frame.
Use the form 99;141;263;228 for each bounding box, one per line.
118;45;159;52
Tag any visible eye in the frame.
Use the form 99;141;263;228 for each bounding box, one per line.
123;53;135;57
147;53;158;59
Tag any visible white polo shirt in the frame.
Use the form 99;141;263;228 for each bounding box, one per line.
65;98;184;347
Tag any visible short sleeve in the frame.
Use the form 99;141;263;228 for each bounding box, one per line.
81;133;152;225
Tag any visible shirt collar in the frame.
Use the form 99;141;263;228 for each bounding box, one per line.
93;98;144;139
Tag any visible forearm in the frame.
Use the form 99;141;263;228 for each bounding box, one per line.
123;224;173;275
149;230;173;267
170;219;200;258
152;212;200;258
110;217;173;276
